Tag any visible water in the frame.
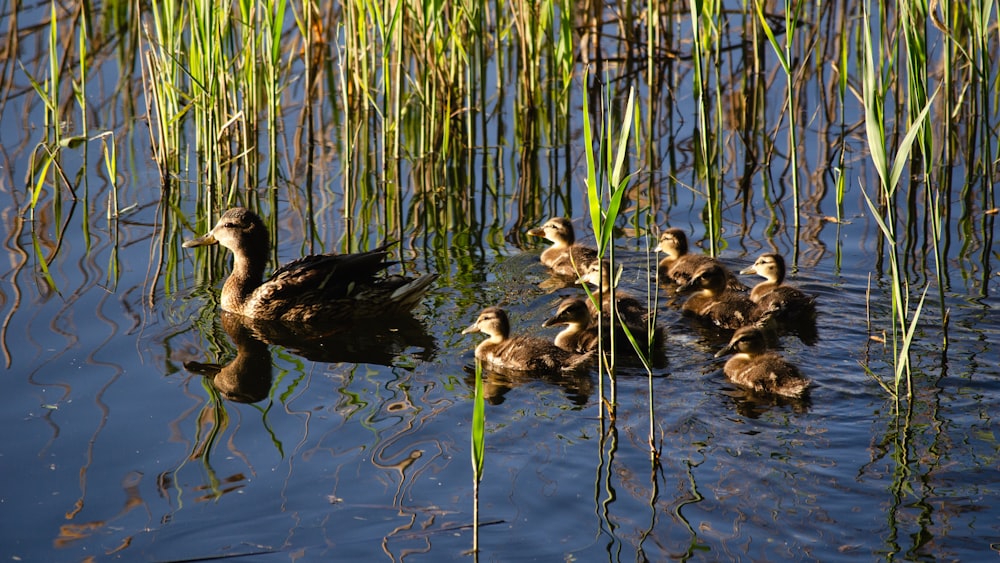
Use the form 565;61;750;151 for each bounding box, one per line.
2;3;999;562
3;205;996;561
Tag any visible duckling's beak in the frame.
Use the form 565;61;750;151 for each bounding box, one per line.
675;278;697;295
526;227;544;237
541;314;563;328
714;342;736;358
182;232;219;248
460;323;481;335
739;265;757;275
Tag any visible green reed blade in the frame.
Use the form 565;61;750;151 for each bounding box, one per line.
471;359;485;482
895;285;928;399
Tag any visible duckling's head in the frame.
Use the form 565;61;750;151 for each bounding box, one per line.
462;307;511;340
676;263;727;296
576;260;614;291
714;325;767;358
183;207;270;264
527;217;575;247
740;253;786;284
655;228;689;258
543;298;592;328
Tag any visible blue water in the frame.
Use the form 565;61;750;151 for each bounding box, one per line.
2;199;996;561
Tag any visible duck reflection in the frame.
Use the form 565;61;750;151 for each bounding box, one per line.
186;311;437;402
184;312;273;403
240;312;437;366
463;363;595;407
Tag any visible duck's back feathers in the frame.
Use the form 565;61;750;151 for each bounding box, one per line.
715;326;810;398
677;264;761;329
478;335;593;373
720;352;810;397
547;245;599;278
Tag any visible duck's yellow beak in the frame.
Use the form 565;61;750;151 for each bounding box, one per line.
461;323;481;335
182;232;219;248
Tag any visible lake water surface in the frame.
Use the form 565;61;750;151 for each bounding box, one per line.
1;1;998;561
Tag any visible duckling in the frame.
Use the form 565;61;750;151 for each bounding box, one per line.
527;217;598;277
577;261;647;324
183;208;437;323
577;260;664;350
676;263;762;330
656;228;746;291
714;326;810;397
542;297;600;354
740;253;817;324
462;306;593;373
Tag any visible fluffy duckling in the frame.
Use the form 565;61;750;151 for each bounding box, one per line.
542;298;600;354
183;208;437;323
577;260;665;350
715;326;810;397
676;263;762;330
577;261;652;326
527;217;598;277
656;228;746;291
740;253;817;324
462;306;593;373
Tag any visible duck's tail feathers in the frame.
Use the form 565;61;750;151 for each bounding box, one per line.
389;273;439;310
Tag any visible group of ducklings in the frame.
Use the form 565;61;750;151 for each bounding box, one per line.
183;208;815;401
464;218;817;399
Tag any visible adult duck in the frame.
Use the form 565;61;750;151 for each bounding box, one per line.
183;208;437;323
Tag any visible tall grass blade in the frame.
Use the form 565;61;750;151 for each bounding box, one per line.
470;359;485;553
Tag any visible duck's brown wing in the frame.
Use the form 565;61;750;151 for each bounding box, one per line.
248;245;403;321
549;245;598;277
268;244;395;291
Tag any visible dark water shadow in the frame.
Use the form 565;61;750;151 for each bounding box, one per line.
186;311;438;402
718;384;813;417
462;363;595;408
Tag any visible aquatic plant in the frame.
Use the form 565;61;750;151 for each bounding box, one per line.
858;0;935;405
470;359;486;553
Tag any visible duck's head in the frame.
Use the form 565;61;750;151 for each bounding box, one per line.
527;217;575;247
462;307;511;340
740;252;786;284
714;325;767;358
576;260;614;291
183;207;270;263
676;263;727;296
655;228;689;258
542;298;592;329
